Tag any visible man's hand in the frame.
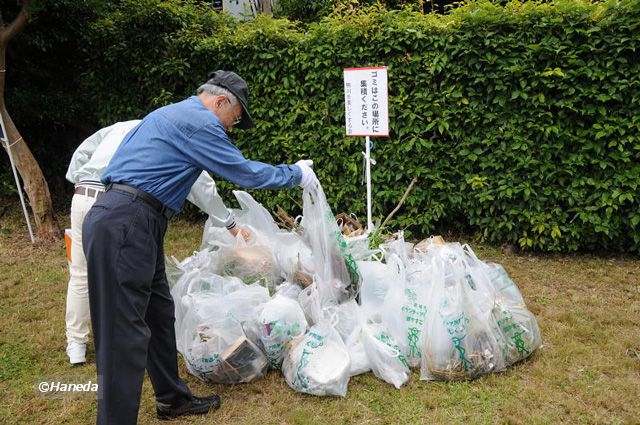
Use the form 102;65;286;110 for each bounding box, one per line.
228;225;251;241
296;159;319;190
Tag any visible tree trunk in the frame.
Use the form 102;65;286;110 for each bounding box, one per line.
1;1;61;241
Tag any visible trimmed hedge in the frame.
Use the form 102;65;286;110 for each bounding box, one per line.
85;0;640;252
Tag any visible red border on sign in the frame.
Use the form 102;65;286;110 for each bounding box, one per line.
348;133;390;137
344;66;389;137
343;66;387;71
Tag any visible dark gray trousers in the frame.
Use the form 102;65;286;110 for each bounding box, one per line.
82;189;191;425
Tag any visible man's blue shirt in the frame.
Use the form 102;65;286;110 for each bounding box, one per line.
102;96;301;212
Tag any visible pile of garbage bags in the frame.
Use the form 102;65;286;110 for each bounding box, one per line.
167;184;541;396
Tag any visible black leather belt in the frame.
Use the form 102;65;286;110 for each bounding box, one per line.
106;183;176;220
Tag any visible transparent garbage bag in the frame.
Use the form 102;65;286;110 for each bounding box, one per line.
297;282;324;326
220;191;315;287
223;283;271;324
166;249;217;288
233;190;281;237
275;281;304;300
171;269;246;352
178;285;270;384
491;297;542;367
257;295;308;368
200;190;279;251
346;233;380;261
282;322;351;397
179;299;269;384
272;231;314;287
358;259;396;318
478;262;542;366
331;300;370;377
361;321;411;388
180;304;241;381
217;239;281;294
380;231;414;265
380;254;430;368
461;247;542;366
420;256;506;381
485;262;525;304
331;300;409;385
301;184;361;305
165;256;184;288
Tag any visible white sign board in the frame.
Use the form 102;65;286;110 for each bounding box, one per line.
344;66;389;137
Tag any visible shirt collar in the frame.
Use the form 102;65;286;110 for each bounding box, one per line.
190;95;225;129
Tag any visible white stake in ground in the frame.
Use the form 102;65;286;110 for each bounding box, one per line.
0;114;35;243
343;66;389;233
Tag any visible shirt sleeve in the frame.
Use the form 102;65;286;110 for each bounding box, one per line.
186;171;235;227
65;127;108;184
182;123;302;190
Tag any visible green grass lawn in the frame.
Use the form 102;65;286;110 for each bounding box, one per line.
0;210;639;424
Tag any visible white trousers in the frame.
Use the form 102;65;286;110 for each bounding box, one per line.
65;192;98;345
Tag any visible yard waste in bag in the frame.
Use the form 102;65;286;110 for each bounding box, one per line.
179;297;269;384
484;263;542;366
176;281;270;384
379;253;431;368
418;242;542;381
168;186;541;396
302;184;361;305
420;255;505;381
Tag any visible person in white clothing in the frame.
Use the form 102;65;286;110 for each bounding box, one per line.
64;120;243;364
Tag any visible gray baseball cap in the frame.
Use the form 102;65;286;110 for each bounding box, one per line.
206;70;254;129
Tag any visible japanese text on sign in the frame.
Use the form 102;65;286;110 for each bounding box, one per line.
344;66;389;137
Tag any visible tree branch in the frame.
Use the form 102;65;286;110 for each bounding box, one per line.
2;0;30;43
372;177;418;238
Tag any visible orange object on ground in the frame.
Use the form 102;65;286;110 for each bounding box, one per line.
64;228;72;262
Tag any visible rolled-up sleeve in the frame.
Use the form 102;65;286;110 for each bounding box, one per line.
183;123;302;189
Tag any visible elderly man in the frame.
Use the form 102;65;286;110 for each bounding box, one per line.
64;120;242;365
82;71;317;424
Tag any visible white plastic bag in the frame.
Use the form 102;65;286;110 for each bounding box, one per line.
282;323;351;397
218;241;281;294
357;260;396;317
257;295;308;368
460;247;542;366
302;184;361;304
420;256;506;381
272;232;314;285
332;300;370;376
361;321;410;388
176;282;270;384
171;269;244;351
179;296;269;384
297;283;324;326
275;281;303;300
380;255;430;368
484;263;542;366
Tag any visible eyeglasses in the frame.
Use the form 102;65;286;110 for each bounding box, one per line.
226;98;242;126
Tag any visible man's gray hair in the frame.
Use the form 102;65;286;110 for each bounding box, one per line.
197;83;239;106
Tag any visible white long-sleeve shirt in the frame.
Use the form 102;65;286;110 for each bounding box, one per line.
66;120;234;227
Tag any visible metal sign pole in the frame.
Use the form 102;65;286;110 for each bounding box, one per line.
2;138;35;243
